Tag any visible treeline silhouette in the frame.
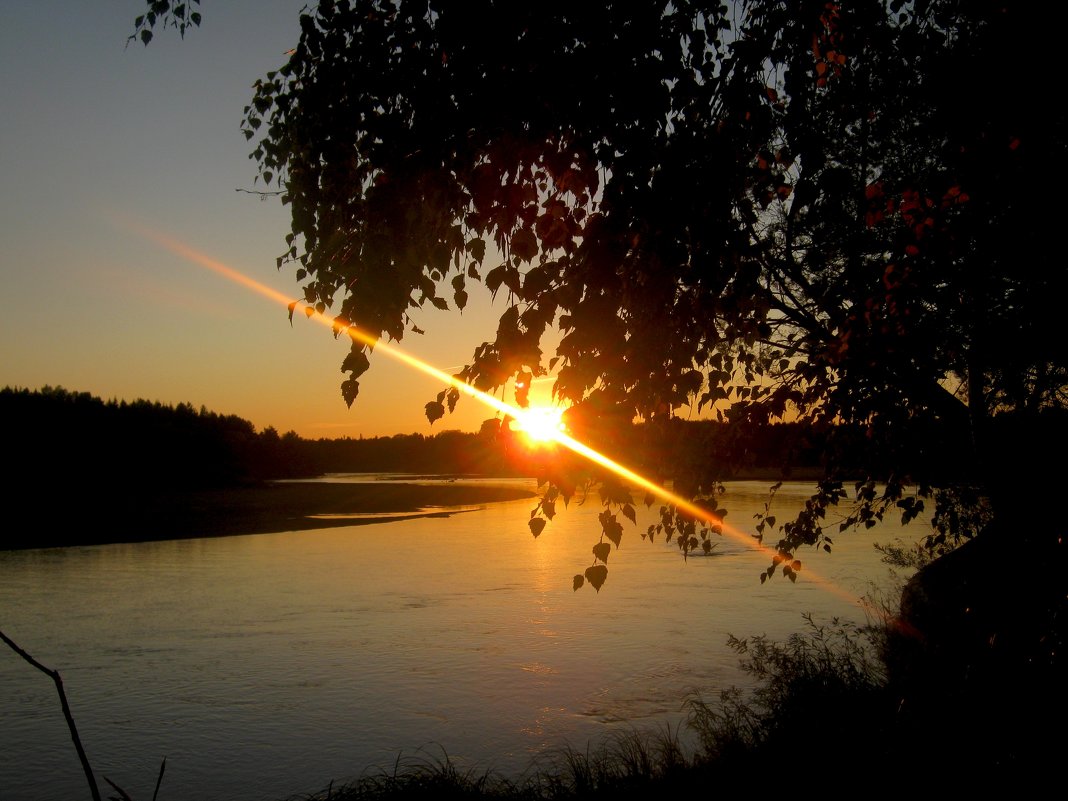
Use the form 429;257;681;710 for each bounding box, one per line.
1;386;842;492
7;385;1059;552
4;385;984;492
3;385;315;489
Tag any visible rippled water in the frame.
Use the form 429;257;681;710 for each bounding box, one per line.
0;478;919;800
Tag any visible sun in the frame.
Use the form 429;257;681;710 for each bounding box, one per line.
513;405;567;445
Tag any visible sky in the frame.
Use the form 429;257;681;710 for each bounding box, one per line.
0;1;547;439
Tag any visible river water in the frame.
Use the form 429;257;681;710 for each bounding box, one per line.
0;477;920;800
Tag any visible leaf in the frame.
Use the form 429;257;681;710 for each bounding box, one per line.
511;226;538;262
621;503;636;525
529;518;546;537
503;265;522;294
584;564;608;592
599;510;624;547
515;370;532;408
572;574;584;591
467;238;486;263
485;264;507;296
424;400;445;424
341;378;360;408
341;348;371;378
592;542;611;563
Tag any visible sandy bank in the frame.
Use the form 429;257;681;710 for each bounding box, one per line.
5;481;538;550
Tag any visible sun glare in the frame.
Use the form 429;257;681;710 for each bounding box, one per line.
514;406;566;445
135;223;875;615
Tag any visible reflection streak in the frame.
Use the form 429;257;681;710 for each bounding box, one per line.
139;227;875;616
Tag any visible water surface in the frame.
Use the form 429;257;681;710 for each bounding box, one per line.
0;477;918;800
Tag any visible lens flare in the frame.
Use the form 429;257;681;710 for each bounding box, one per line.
131;223;883;617
514;405;566;445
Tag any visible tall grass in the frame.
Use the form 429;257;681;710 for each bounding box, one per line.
291;614;901;801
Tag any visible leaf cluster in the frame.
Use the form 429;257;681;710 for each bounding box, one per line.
160;0;1068;586
129;0;201;46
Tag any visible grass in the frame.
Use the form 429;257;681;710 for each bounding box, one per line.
286;602;1060;801
285;615;900;801
10;587;1056;799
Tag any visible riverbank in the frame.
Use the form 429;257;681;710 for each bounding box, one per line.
4;480;537;550
6;469;834;552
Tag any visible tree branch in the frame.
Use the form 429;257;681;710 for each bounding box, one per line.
0;629;102;801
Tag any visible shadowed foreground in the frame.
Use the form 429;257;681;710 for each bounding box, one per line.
276;611;1055;800
5;481;536;550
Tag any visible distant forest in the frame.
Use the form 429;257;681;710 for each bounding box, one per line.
3;385;991;493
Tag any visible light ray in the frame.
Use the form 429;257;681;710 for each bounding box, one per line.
139;226;882;617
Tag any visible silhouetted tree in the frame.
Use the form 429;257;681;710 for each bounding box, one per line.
134;3;1066;767
178;0;1061;572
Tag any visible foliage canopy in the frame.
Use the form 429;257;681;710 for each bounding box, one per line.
137;0;1067;589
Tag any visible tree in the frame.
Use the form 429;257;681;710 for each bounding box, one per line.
139;0;1059;623
136;0;1066;715
137;0;1066;553
229;0;1061;561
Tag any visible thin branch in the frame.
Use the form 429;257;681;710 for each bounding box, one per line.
152;757;167;801
235;187;285;198
0;629;102;801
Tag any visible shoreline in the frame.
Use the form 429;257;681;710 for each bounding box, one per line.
4;480;538;551
4;470;829;552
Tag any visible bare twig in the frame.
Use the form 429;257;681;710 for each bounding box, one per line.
235;187;285;198
152;757;167;801
0;629;102;801
104;775;134;801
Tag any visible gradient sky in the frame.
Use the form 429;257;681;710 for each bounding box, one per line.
1;1;548;438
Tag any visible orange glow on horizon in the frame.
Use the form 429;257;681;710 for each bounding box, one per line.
136;224;883;618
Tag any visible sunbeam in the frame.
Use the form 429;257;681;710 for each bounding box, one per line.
135;224;879;616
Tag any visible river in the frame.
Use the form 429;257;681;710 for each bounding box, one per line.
0;477;921;800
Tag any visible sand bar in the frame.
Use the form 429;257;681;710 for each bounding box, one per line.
5;480;538;550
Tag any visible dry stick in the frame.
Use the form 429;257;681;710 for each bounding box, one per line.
103;776;134;801
0;629;102;801
152;756;167;801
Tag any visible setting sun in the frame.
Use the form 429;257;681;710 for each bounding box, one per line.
513;405;567;445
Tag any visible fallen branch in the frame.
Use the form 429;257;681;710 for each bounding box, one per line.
0;628;102;801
